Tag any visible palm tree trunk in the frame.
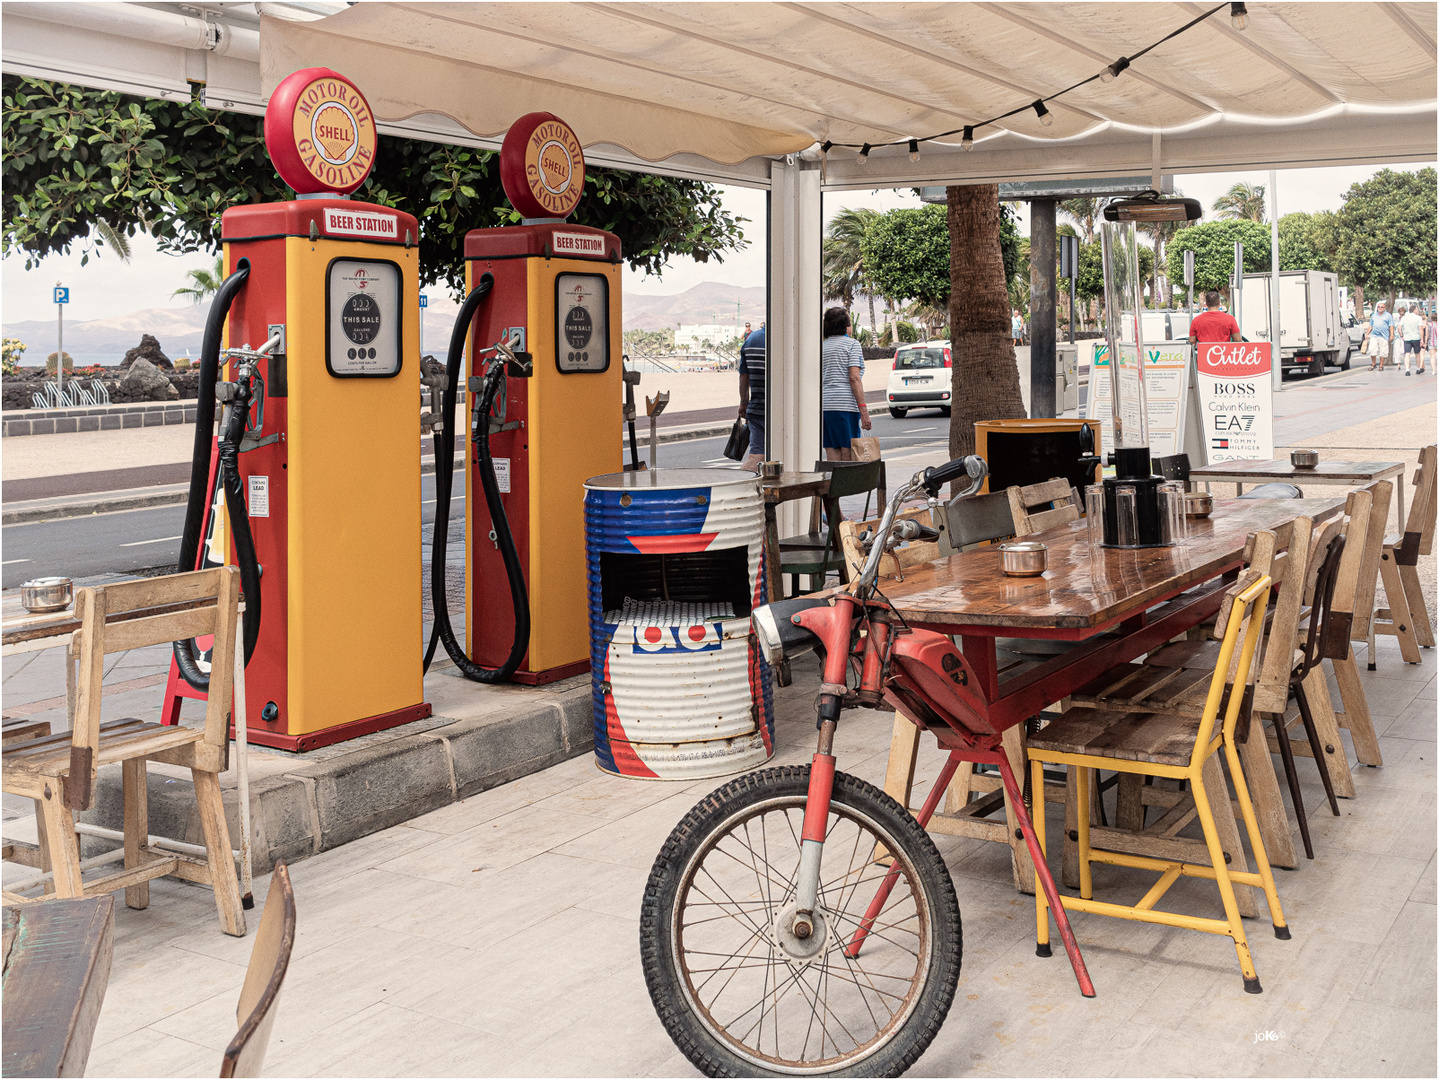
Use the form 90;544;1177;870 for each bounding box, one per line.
866;291;877;333
947;184;1026;457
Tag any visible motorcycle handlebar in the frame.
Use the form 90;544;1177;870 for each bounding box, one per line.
921;455;987;498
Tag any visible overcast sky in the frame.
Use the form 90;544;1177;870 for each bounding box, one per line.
3;162;1430;327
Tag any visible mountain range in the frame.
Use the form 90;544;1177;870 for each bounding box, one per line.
2;282;769;364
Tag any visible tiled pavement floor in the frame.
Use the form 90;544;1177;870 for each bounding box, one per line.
3;636;1430;1077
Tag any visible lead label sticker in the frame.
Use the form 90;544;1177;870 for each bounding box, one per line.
327;259;402;377
248;475;269;518
554;273;609;373
493;458;511;494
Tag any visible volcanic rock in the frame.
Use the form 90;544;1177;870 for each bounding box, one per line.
120;334;173;370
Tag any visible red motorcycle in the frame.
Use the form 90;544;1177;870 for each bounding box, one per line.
641;455;1093;1077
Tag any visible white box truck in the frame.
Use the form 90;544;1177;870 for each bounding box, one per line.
1238;269;1349;375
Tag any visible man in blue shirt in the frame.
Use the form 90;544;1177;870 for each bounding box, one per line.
737;324;766;470
1365;300;1393;371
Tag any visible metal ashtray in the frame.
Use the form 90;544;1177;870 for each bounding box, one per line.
19;577;73;614
1184;492;1214;519
1290;449;1319;470
998;541;1048;577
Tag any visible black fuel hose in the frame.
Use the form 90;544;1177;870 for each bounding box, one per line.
174;264;262;690
424;274;531;682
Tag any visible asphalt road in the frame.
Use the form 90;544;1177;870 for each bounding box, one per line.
1;406;956;588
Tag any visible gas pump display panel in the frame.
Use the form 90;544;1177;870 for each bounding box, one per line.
326;258;403;377
555;273;610;374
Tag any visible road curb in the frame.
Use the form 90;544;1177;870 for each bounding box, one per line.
4;424;739;524
78;678;597;873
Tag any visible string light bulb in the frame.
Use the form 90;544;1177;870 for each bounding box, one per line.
1100;56;1130;82
1230;2;1248;30
960;126;974;151
857;143;871;163
908;139;920;162
1032;100;1053;127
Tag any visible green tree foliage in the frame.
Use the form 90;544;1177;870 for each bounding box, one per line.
173;253;226;303
1059;198;1099;243
2;76;747;294
1276;211;1330;272
1211;181;1267;222
622;328;675;354
860;202;1019;310
1073;239;1153;304
1329;167;1437;299
1165;220;1271;294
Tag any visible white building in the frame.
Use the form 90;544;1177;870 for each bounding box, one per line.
675;324;743;349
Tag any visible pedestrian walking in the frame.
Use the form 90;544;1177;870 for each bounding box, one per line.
1398;303;1425;376
736;323;766;471
1364;300;1393;371
1187;292;1243;343
1011;309;1024;346
1423;309;1437;375
821;307;870;461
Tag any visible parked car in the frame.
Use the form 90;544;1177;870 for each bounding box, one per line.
886;340;951;417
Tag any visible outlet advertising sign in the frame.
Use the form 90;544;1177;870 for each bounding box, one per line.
1197;342;1274;463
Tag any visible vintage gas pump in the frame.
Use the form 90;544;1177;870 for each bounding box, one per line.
173;68;428;750
428;113;622;684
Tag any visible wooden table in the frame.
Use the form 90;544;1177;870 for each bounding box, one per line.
1191;458;1405;526
878;497;1347;893
760;471;830;603
2;896;115;1077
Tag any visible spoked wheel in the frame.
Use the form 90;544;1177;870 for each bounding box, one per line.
641;766;961;1077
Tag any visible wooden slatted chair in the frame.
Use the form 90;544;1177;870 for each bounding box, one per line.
221;860;296;1077
1369;443;1437;667
1007;477;1082;537
1;568;246;936
1028;571;1288;994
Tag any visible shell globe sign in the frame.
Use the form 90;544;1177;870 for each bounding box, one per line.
265;67;377;194
499;112;586;219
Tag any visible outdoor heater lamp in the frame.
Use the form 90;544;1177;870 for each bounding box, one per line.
1096;194;1201;547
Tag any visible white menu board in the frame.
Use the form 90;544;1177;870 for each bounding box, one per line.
1081;339;1191;459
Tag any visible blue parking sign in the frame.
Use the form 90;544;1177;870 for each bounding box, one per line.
53;286;69;305
419;294;428;308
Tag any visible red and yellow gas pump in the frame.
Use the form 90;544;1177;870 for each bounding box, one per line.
171;68;428;750
427;113;622;685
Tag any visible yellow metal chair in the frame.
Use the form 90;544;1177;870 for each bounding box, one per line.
1027;572;1286;994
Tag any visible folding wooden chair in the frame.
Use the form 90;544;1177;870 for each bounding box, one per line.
222;860;296;1077
1028;571;1287;993
1369;443;1437;667
1;568;246;936
1007;477;1082;537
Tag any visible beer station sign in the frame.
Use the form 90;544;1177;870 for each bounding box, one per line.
265;67;378;195
499;112;587;219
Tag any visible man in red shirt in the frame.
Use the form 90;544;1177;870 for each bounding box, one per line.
1188;291;1242;344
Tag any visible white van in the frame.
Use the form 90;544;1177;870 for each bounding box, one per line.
886;340;951;418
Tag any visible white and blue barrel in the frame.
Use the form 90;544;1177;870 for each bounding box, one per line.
584;469;773;779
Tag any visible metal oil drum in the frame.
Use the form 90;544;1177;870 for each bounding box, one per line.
583;469;773;779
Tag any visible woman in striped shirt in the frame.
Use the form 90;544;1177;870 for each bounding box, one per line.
821;307;871;460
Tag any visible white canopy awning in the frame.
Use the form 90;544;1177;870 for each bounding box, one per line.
5;3;1435;185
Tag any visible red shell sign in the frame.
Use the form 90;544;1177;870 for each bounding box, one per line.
265;68;377;195
499;113;586;219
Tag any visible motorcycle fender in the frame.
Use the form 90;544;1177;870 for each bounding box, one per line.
888;629;998;735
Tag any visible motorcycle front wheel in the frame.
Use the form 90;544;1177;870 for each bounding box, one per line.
641;765;961;1077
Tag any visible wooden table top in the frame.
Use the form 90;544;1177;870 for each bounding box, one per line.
1190;458;1403;482
762;471;830;504
880;497;1346;632
2;896;115;1078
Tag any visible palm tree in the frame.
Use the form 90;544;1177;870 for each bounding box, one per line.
822;208;879;332
1139;211;1191;309
1059;197;1100;244
1212;181;1267;222
947;184;1027;455
95;221;132;261
173;254;226;303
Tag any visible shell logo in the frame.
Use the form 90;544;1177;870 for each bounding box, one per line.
265;67;378;195
499;112;586;220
